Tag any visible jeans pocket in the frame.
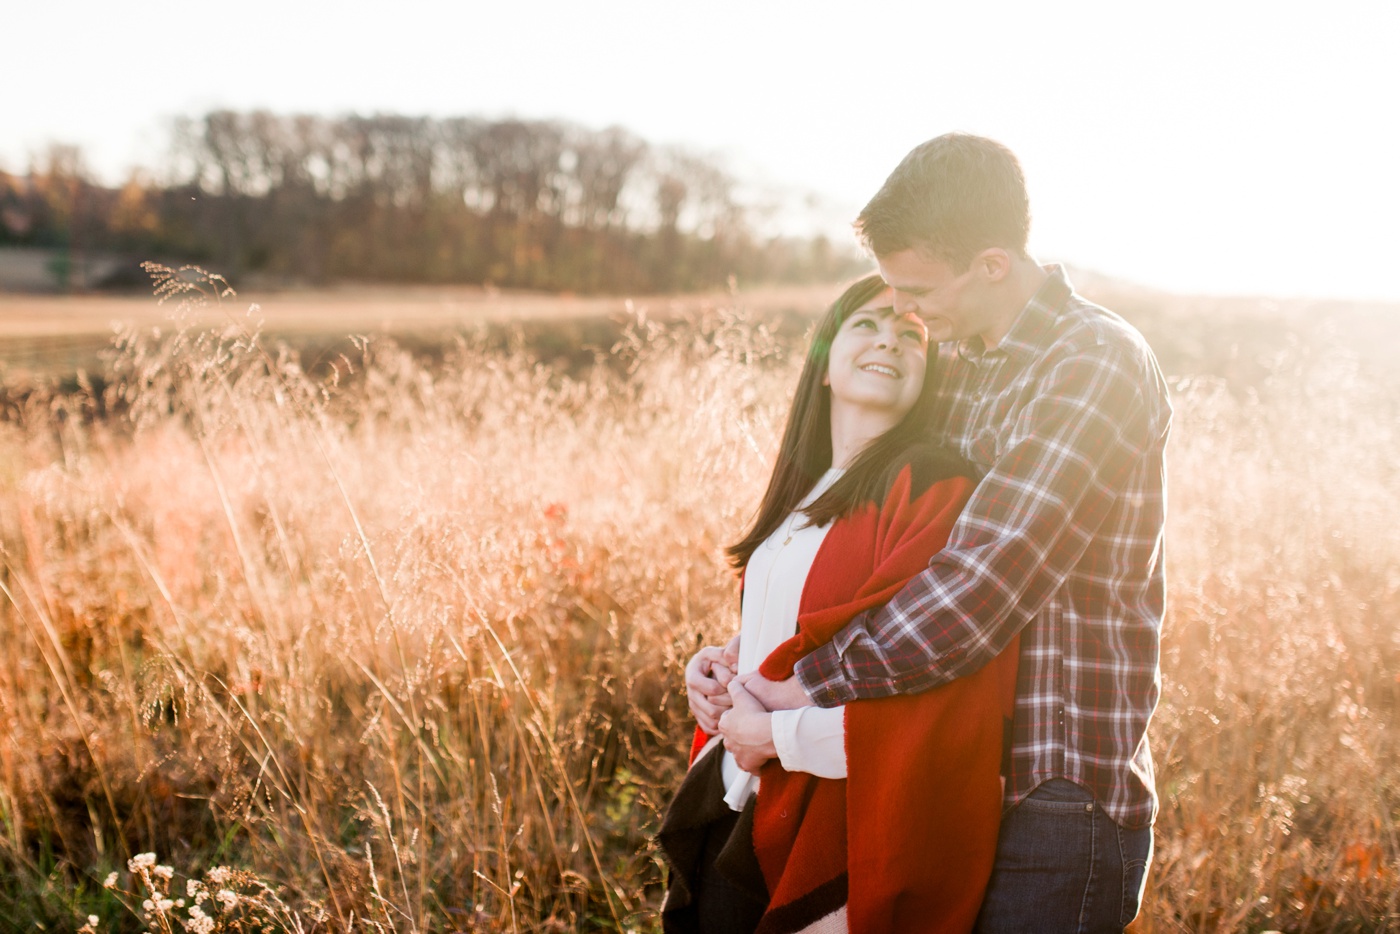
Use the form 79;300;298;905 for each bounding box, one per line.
1117;824;1153;927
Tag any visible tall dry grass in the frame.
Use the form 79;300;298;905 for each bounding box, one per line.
1145;341;1399;931
0;271;1395;932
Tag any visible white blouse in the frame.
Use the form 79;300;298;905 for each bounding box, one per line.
722;468;848;810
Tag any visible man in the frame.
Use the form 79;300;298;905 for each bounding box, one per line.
688;133;1170;931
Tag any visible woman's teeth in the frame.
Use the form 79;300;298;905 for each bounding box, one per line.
861;364;899;377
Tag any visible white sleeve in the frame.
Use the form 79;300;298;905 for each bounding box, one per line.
771;705;847;779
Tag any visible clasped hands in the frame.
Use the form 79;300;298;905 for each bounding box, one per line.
684;635;812;774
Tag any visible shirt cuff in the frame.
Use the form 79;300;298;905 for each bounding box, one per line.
771;709;801;768
772;706;847;779
794;642;858;707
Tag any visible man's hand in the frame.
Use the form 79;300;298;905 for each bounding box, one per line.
717;678;776;774
684;634;741;733
735;670;812;712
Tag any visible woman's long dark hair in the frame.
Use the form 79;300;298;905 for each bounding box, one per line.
726;274;972;570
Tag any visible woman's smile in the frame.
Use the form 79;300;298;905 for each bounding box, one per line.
858;362;902;378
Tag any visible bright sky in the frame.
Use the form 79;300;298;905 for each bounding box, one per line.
4;0;1398;300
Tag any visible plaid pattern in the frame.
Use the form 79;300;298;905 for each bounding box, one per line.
795;265;1171;828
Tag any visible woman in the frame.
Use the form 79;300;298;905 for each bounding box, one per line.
659;275;1019;934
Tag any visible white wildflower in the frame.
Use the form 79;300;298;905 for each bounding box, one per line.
153;864;175;881
141;899;154;913
103;871;119;889
207;867;231;885
129;853;157;871
217;889;239;910
187;905;215;934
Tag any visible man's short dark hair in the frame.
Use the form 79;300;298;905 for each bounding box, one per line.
855;133;1031;271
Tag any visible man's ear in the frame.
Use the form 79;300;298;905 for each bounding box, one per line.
976;248;1011;283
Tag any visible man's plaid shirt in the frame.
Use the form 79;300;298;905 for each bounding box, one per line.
796;265;1171;828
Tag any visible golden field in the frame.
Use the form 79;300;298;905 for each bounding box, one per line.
0;272;1396;932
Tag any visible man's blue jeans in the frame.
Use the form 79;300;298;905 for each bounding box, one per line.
975;779;1153;933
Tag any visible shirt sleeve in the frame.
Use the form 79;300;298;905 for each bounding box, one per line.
796;340;1166;706
772;706;847;778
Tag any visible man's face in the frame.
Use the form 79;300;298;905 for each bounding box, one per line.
876;248;986;345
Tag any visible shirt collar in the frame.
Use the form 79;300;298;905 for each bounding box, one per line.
957;264;1073;363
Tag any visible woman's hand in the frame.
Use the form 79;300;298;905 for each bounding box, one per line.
685;634;740;733
718;678;776;774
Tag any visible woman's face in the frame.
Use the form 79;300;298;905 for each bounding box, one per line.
825;289;930;423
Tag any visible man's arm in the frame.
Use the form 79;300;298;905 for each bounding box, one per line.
738;670;809;710
796;339;1168;706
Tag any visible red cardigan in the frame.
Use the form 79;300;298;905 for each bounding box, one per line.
696;467;1019;934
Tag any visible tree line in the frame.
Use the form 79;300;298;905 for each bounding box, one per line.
0;112;862;293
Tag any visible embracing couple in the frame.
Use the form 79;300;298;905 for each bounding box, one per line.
659;134;1171;933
